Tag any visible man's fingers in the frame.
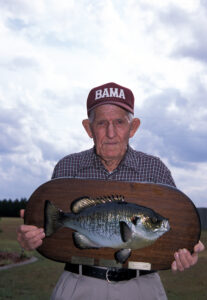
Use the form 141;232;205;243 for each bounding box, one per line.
178;249;192;269
171;260;177;272
20;209;25;218
17;225;45;251
194;241;205;253
172;241;205;272
22;234;45;250
17;224;41;233
174;251;184;271
24;228;45;240
173;248;199;272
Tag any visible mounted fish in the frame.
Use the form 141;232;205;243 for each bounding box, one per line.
44;195;170;263
24;178;201;270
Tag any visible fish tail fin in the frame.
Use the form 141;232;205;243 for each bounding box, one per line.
44;200;63;237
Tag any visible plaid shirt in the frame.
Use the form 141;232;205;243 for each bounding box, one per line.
52;146;176;187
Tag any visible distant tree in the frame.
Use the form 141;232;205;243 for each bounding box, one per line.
0;198;28;217
197;207;207;230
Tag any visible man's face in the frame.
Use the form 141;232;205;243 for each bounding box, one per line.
83;104;140;162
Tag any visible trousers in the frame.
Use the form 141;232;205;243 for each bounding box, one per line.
51;271;167;300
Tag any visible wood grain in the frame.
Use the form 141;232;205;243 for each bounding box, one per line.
24;178;201;270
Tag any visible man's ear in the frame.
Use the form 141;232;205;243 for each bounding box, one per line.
129;118;141;138
82;119;93;138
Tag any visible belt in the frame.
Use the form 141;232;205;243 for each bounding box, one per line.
64;263;155;282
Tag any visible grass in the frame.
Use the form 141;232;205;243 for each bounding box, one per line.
160;229;207;300
0;218;206;300
0;258;14;266
0;218;64;300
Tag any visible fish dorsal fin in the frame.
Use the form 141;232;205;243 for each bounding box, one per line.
71;195;125;213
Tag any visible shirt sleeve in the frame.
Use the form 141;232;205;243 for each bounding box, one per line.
159;161;176;187
51;159;64;179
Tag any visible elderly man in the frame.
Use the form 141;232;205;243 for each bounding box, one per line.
17;82;204;300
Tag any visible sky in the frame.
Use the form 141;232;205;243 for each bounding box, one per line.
0;0;207;207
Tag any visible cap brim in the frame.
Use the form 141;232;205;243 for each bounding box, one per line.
87;101;134;115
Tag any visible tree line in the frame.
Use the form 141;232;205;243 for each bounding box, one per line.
197;207;207;230
0;199;207;229
0;198;28;217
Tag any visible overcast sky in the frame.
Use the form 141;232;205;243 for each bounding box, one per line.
0;0;207;207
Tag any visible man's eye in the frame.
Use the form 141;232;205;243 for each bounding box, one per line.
116;119;124;125
97;121;105;126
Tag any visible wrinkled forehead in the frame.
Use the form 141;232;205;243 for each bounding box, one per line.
89;104;131;121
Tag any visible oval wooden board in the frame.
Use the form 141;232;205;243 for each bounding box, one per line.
24;178;201;271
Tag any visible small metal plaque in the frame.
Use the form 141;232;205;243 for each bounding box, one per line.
71;256;94;265
128;261;151;270
99;259;122;268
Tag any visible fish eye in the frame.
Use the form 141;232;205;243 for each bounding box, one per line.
152;217;158;223
131;216;139;225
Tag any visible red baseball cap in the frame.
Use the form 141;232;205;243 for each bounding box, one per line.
87;82;134;116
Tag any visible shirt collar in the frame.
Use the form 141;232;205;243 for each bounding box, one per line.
79;147;103;169
121;145;140;168
79;145;139;171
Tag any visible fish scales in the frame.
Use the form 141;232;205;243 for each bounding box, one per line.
67;203;124;239
44;197;170;263
65;202;142;242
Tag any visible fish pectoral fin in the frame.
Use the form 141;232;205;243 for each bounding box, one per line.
119;221;133;243
72;232;99;249
115;249;132;264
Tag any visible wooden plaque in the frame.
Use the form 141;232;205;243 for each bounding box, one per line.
24;178;201;270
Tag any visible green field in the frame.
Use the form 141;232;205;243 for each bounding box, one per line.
0;218;206;300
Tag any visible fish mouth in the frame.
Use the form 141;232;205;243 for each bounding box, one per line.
151;220;170;233
162;220;170;232
154;220;170;233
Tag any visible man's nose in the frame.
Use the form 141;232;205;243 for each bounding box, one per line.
106;123;116;138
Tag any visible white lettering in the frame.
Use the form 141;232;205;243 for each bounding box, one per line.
109;88;119;97
119;89;125;99
95;90;102;100
102;88;109;98
95;87;126;100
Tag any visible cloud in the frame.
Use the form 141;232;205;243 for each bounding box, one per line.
164;3;207;64
131;83;207;206
133;87;207;165
0;108;25;154
0;0;206;207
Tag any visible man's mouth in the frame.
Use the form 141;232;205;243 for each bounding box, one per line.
104;142;118;146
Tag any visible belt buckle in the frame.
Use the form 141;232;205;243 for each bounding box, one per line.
106;268;116;284
106;268;139;283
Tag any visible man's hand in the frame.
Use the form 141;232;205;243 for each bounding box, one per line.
17;209;45;251
171;240;205;272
